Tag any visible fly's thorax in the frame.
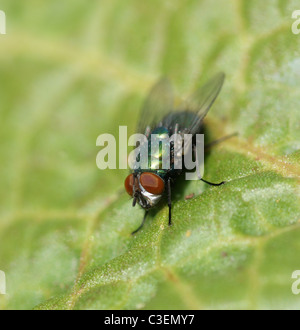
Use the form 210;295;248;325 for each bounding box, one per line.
149;127;171;171
135;126;171;172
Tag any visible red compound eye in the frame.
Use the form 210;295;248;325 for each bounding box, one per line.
140;172;165;195
124;174;134;196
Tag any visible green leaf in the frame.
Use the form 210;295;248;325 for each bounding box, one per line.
0;0;299;310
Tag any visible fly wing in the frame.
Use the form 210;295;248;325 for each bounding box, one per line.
136;73;224;136
136;78;174;137
182;72;225;134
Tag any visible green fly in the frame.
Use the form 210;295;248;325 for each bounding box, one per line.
125;73;227;234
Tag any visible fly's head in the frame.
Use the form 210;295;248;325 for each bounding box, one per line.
124;172;165;209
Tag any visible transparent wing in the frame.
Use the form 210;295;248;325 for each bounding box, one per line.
182;72;225;134
136;78;174;136
136;73;225;136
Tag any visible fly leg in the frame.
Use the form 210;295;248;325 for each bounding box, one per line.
167;177;172;226
200;178;225;186
193;145;226;186
131;211;148;235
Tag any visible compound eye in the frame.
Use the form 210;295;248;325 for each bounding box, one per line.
124;174;134;196
140;172;165;195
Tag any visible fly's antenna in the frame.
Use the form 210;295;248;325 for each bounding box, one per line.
132;173;138;207
132;195;137;207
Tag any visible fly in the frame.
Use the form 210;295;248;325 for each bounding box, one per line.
125;73;228;235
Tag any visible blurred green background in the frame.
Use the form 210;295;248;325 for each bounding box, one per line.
0;0;299;310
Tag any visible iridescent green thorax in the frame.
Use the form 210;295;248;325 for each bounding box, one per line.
135;111;203;179
135;126;174;178
149;127;171;176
